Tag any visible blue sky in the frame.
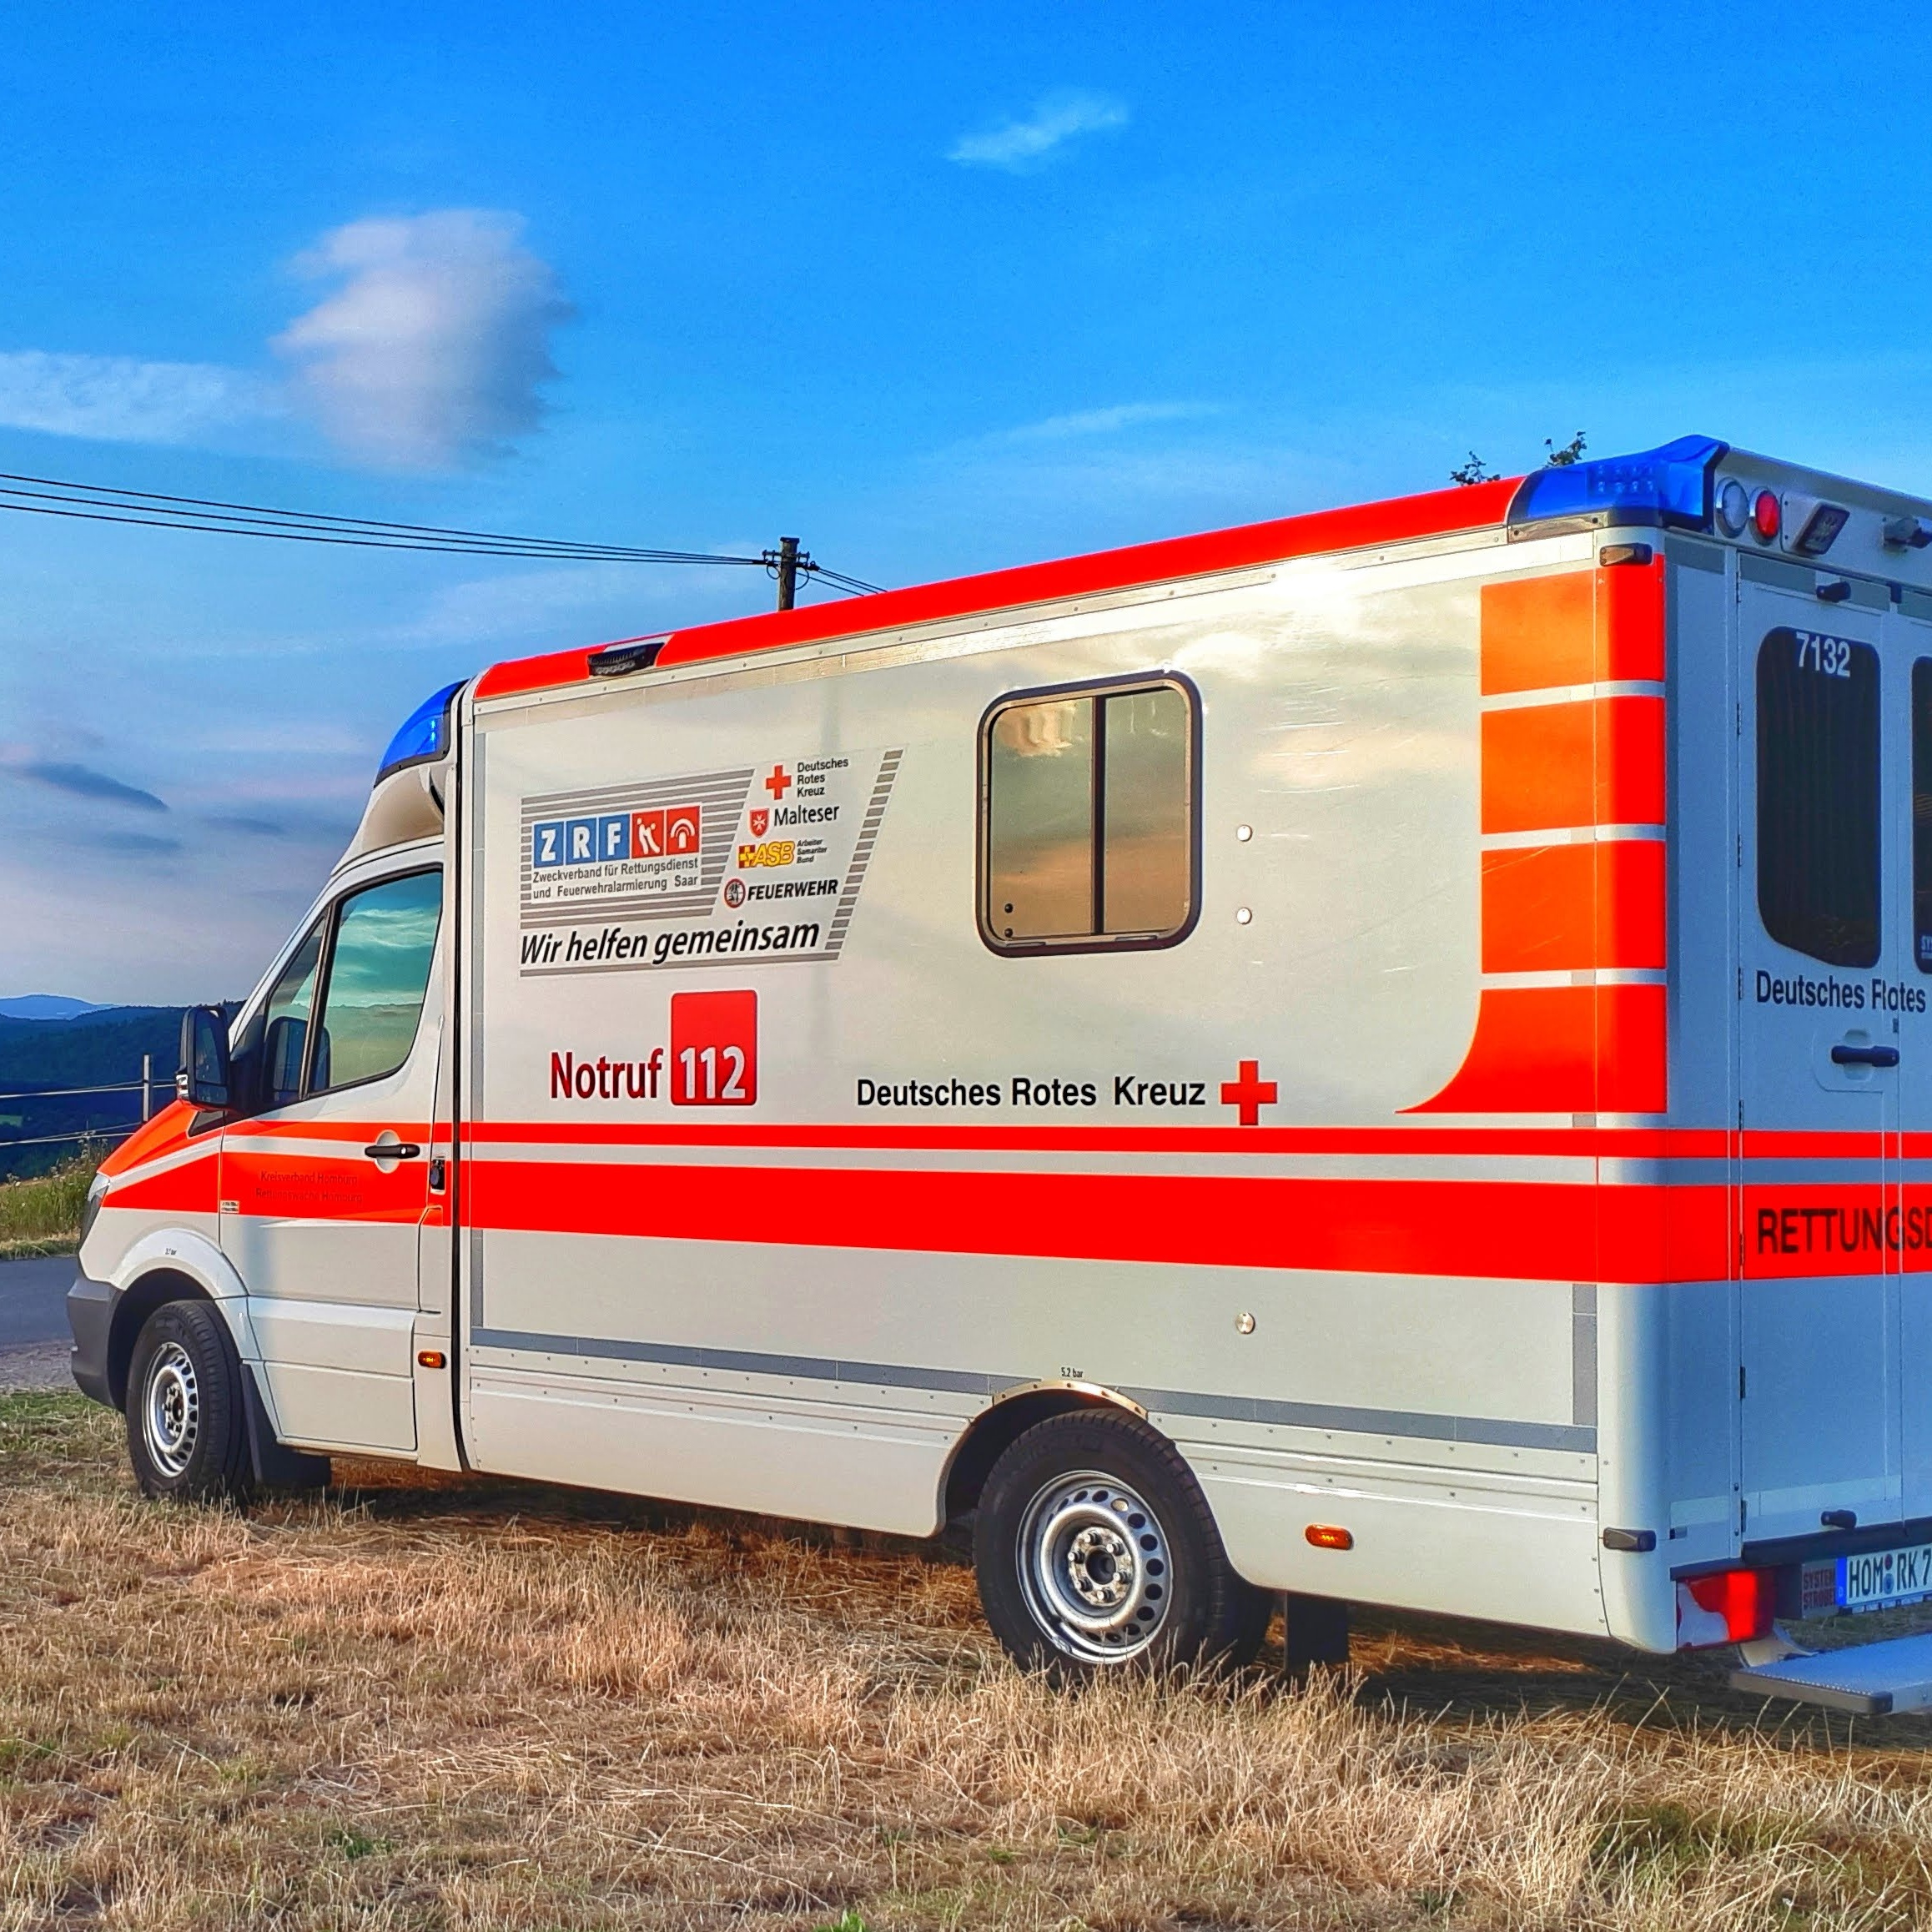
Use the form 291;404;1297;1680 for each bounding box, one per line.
4;3;1932;1001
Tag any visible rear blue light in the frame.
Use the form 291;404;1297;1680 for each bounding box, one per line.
376;680;464;780
1508;435;1728;536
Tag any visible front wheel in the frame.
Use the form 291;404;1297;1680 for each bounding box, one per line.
973;1409;1269;1677
125;1301;252;1502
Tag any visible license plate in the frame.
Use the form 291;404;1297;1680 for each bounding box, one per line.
1834;1542;1932;1613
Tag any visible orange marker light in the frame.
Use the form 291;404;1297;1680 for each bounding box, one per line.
1306;1523;1354;1551
416;1350;447;1370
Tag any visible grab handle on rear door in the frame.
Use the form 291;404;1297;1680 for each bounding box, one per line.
365;1140;422;1160
1831;1044;1899;1068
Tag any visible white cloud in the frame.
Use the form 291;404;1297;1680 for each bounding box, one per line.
0;209;567;469
948;90;1129;171
397;561;640;647
999;401;1220;443
0;350;273;444
274;209;571;470
394;556;762;652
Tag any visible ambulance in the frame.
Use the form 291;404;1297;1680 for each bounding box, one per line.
66;436;1932;1706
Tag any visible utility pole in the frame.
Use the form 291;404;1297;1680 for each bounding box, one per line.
774;536;801;611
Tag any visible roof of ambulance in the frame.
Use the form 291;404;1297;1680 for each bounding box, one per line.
472;471;1525;703
467;431;1932;706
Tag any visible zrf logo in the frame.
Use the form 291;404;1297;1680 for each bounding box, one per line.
535;802;702;869
630;809;667;858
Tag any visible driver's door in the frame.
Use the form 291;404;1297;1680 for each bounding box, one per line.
220;863;444;1452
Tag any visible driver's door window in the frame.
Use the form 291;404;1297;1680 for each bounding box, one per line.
309;870;442;1095
259;916;325;1109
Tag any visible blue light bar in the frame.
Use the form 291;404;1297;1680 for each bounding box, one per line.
376;680;464;781
1508;435;1728;536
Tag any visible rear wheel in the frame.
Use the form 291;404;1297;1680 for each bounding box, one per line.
125;1301;251;1502
973;1409;1268;1677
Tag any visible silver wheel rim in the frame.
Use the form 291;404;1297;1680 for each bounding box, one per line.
1016;1468;1173;1663
142;1341;199;1479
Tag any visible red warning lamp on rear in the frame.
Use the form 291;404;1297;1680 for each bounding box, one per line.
1677;1567;1775;1647
1752;490;1782;542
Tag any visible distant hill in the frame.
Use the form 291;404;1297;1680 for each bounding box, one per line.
0;995;111;1019
0;1005;190;1180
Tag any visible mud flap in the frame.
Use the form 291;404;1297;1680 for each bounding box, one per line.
1285;1592;1351;1672
240;1361;331;1491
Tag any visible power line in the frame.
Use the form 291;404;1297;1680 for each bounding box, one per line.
760;539;883;603
0;471;765;565
0;468;885;594
0;469;746;556
809;565;886;596
0;492;764;563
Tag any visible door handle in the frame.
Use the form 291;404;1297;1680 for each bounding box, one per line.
365;1140;422;1160
1831;1044;1899;1068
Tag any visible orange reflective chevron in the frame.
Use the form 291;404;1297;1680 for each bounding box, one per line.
1480;555;1666;693
1482;839;1667;974
1414;984;1668;1114
1480;697;1665;834
1415;558;1668;1114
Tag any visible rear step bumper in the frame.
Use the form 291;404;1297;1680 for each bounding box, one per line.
1731;1634;1932;1715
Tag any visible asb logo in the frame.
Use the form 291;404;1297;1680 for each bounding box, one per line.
533;802;701;868
736;839;796;869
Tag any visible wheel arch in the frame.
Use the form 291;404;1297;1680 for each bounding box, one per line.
941;1381;1150;1526
106;1268;214;1411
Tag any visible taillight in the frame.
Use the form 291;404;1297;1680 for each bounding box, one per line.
1715;476;1751;537
1752;490;1782;543
1676;1568;1775;1648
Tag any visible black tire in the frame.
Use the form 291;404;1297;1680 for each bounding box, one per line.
973;1408;1269;1677
124;1300;253;1502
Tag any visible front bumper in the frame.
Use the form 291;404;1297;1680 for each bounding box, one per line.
66;1269;114;1407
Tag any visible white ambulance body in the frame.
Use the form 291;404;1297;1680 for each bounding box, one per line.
70;437;1932;1699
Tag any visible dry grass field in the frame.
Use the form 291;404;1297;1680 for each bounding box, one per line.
5;1389;1932;1931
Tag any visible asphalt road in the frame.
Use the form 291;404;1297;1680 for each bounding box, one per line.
0;1255;75;1348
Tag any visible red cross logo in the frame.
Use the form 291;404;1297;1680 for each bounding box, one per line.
1220;1059;1277;1126
764;763;792;801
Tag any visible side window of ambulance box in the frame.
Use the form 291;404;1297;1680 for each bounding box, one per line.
307;869;443;1096
979;677;1198;953
1757;628;1880;969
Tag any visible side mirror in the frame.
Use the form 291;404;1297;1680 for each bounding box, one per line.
178;1006;233;1110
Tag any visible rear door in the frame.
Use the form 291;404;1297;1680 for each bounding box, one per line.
1891;596;1932;1526
220;862;445;1452
1736;576;1901;1544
